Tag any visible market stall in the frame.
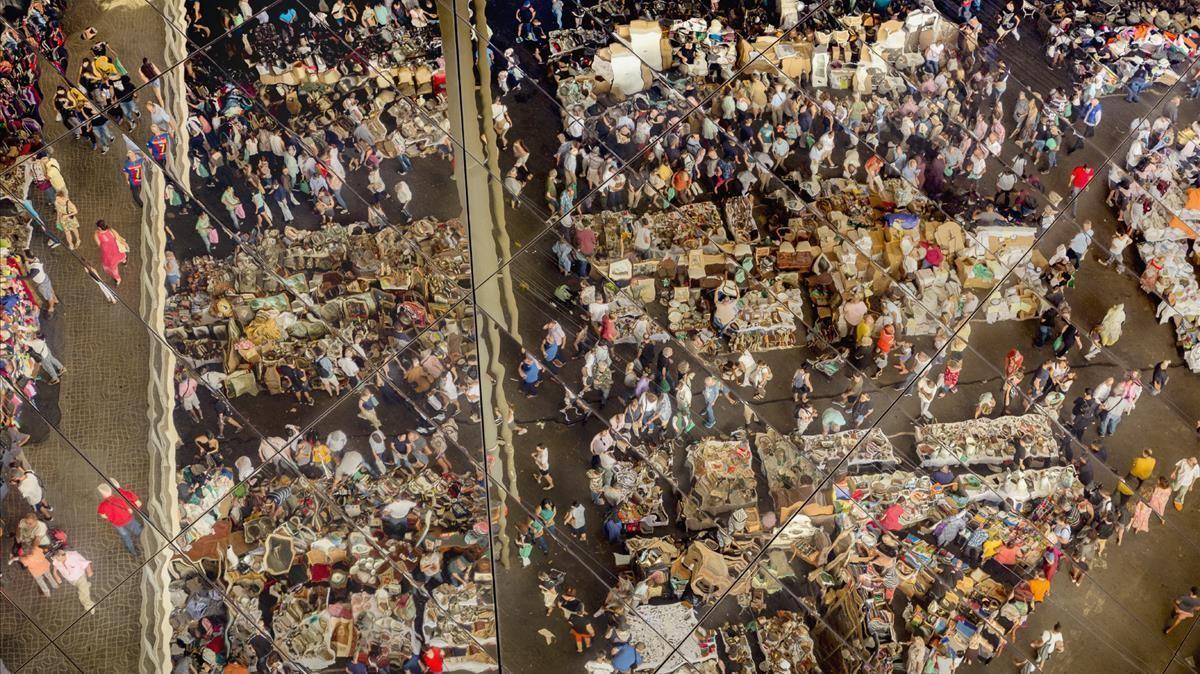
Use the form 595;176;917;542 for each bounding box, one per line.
682;439;757;530
916;414;1059;468
165;219;469;398
627;603;719;672
591;457;670;532
754;611;823;673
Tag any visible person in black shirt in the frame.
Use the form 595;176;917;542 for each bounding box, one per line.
1150;359;1171;395
1075;457;1094;487
1165;587;1200;634
1068;388;1098;438
654;346;675;393
1053;321;1081;357
1035;305;1059;346
636;336;656;373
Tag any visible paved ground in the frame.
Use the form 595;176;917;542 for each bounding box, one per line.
0;0;169;671
470;2;1200;674
3;0;1200;672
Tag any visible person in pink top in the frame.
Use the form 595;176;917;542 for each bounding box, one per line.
93;220;127;285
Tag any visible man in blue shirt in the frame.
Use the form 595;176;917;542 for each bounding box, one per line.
519;354;541;397
610;641;642;673
122;151;146;207
146;124;170;163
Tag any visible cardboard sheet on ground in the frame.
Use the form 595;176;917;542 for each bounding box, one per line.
629;603;715;671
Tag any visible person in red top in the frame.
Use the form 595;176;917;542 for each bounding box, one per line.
1069;163;1095;215
993;540;1022;566
420;644;445;673
97;481;142;556
879;501;904;531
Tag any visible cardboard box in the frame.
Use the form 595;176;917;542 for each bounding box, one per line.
868;229;885;256
957;258;997;289
615;21;672;71
884;240;904;272
934;221;965;254
884;224;920;242
871;269;891;295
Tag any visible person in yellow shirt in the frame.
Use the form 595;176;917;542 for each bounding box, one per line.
92;55;119;80
1123;448;1157;504
982;538;1003;560
1028;572;1051;606
312;442;332;477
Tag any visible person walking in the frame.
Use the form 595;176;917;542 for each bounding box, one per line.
122;150;146;207
26;336;65;384
138;57;164;105
701;376;722;429
93;220;128;285
1165;587;1200;634
51;549;95;611
176;371;203;423
11;467;53;521
532;443;554;490
1121;448;1157;500
519;354;541;397
917;376;938;420
357;389;383;430
1170;457;1200;510
53;192;81;250
1096;304;1126;347
564;500;586;541
1068;162;1094;215
97;482;143;556
1081;97;1102;137
1018;623;1064;671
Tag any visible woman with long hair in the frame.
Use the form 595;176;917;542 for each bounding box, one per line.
93;220;127;285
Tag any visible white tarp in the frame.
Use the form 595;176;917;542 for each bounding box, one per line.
628;603;716;672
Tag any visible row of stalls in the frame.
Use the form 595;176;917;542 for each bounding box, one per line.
573;180;1047;359
1115;121;1200;370
164;218;470;398
173;467;497;671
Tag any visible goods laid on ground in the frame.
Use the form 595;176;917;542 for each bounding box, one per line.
916;415;1058;468
683;439;757;529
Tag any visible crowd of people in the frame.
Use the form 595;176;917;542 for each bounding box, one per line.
155;1;504;672
0;0;124;626
8;0;1200;671
475;0;1200;671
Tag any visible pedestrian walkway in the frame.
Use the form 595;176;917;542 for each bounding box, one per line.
0;0;166;670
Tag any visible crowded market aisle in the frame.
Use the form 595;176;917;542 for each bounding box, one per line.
0;0;171;670
470;0;1200;673
5;0;1200;672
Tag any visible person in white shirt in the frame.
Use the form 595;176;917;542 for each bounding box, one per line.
337;352;361;386
26;337;65;383
334;450;367;485
1035;624;1064;664
11;468;52;520
1171;457;1200;509
564;501;587;540
393;180;412;221
532;443;553;490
